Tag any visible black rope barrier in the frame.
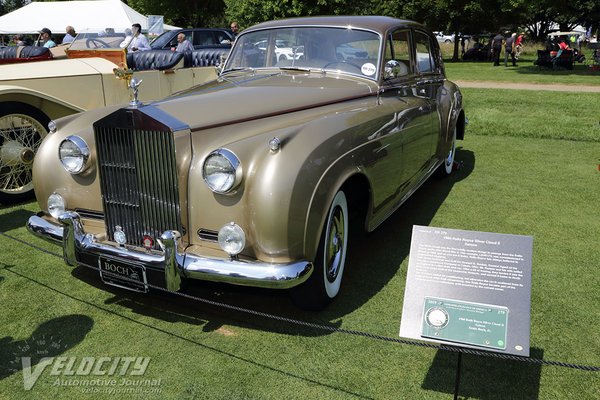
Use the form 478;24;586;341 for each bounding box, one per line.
1;230;599;372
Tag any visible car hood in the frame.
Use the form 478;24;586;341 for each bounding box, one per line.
151;72;378;130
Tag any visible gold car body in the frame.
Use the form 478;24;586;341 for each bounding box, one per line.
27;17;466;308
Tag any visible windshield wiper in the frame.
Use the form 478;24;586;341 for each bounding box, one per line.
278;66;312;72
224;67;255;73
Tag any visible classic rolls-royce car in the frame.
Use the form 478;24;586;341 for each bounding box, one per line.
0;30;223;204
27;16;465;310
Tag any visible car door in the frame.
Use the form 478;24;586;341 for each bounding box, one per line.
411;30;443;177
369;29;434;220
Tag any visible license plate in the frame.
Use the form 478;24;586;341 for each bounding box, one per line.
99;257;148;293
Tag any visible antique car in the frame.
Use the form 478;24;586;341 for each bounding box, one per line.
0;30;223;204
27;16;466;310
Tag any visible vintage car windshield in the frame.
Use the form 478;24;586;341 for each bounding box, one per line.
224;27;381;80
67;29;128;50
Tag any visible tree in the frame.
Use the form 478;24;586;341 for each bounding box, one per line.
0;0;28;17
223;0;381;29
126;0;228;28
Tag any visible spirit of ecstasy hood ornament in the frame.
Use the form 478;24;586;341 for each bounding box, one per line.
128;78;143;108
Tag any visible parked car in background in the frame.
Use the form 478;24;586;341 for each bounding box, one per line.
150;28;234;50
462;34;493;61
0;30;220;204
434;31;454;43
27;16;465;310
254;39;304;61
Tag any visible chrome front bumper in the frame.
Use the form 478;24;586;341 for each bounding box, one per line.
27;212;313;291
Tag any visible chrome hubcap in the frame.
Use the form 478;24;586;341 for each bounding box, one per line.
326;205;345;283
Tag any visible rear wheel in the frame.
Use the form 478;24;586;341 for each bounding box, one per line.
291;190;349;310
0;102;50;204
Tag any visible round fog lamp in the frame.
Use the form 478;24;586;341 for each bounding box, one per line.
48;192;66;219
218;222;245;256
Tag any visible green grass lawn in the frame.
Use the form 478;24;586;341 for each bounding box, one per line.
441;42;600;85
1;89;599;399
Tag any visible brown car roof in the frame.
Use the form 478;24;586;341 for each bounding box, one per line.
244;16;425;36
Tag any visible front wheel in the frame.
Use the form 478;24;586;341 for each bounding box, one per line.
0;102;50;204
291;191;349;310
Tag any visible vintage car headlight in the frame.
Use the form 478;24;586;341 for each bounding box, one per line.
202;149;242;194
48;193;66;219
218;222;246;256
59;136;90;174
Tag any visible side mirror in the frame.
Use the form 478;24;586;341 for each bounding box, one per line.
384;60;401;79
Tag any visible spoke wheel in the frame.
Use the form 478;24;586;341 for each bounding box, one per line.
0;103;50;204
291;190;349;310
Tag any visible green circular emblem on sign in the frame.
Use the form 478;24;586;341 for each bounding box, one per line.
425;307;449;329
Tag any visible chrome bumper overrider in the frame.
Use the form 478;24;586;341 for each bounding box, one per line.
27;212;313;291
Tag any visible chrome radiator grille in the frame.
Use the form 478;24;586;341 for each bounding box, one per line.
95;126;182;250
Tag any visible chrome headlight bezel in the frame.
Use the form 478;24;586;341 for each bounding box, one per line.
202;148;243;194
58;135;90;174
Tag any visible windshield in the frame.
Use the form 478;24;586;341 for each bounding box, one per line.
225;27;381;80
149;30;172;49
67;29;128;50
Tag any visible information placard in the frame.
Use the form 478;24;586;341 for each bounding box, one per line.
399;226;533;356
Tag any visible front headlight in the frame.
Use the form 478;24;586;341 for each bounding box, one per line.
59;135;90;174
202;148;242;194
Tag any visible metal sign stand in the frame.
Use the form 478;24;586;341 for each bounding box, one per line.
453;351;462;400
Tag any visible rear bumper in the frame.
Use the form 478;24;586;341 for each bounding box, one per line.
27;211;313;291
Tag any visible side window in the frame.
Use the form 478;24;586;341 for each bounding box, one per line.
193;31;215;47
384;29;411;78
414;31;435;74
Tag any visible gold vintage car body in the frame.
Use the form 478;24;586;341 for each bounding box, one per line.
0;32;218;203
28;16;466;309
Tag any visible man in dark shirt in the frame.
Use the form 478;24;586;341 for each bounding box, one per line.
504;32;517;66
491;33;504;66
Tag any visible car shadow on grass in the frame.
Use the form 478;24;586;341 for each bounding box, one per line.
0;209;35;232
68;147;476;337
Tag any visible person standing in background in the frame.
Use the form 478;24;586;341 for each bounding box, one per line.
39;28;56;48
62;26;76;44
230;21;240;38
515;32;524;60
504;32;517;66
491;33;504;66
13;34;26;46
173;32;193;53
127;23;150;52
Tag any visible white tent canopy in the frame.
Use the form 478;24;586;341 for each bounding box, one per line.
0;0;179;34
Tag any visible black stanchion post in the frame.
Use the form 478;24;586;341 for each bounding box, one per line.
454;351;462;400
